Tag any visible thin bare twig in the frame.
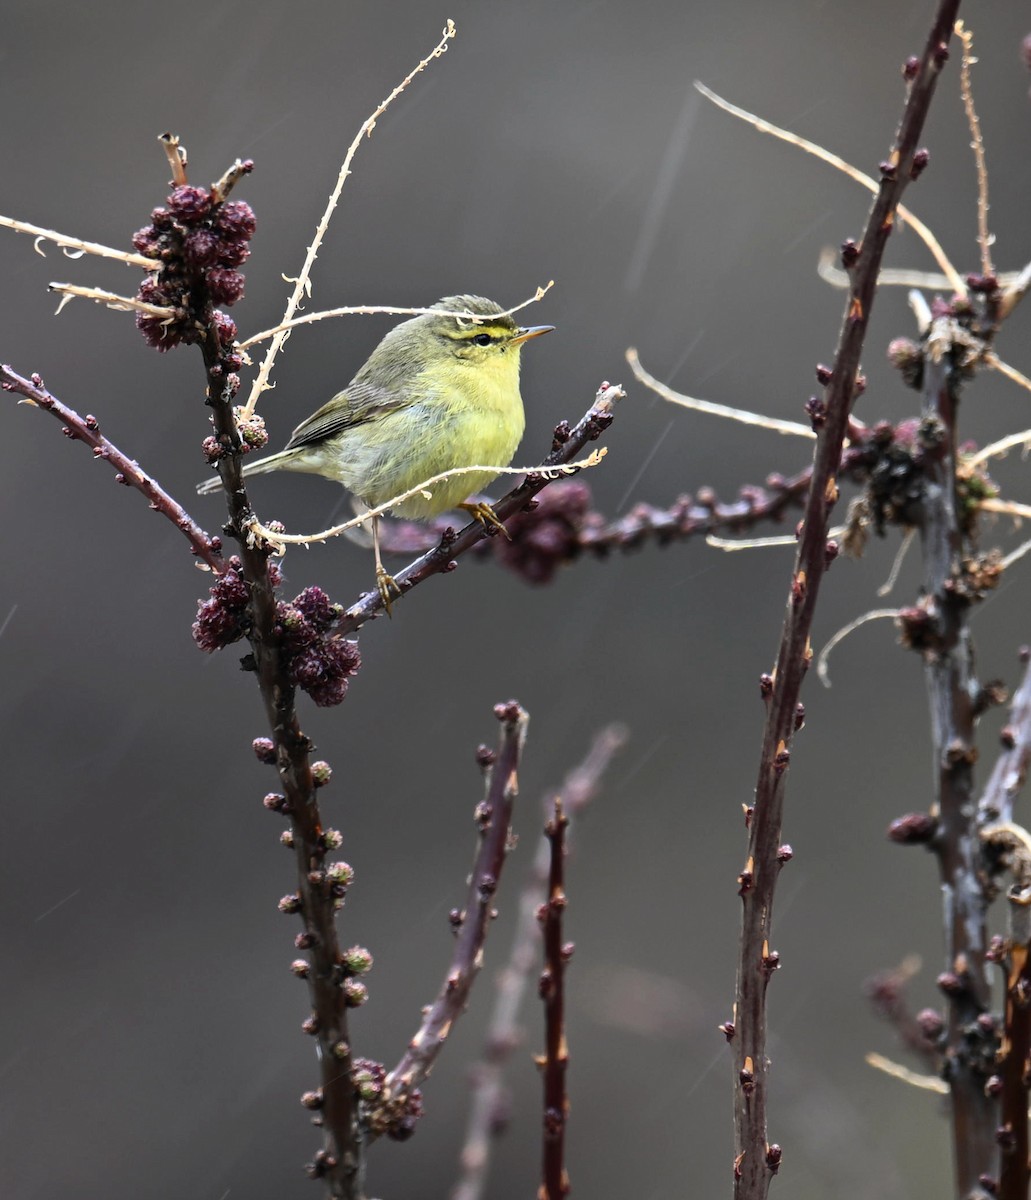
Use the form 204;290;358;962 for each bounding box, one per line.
694;81;967;296
242;19;457;418
238;284;553;351
626;347;816;440
246;449;606;552
865;1052;949;1094
0;213;159;269
955;21;994;279
48;281;178;319
0;365;225;572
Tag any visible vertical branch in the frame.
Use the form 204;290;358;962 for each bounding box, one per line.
200;309;362;1195
729;6;962;1198
918;341;995;1195
453;725;625;1200
979;656;1031;1199
991;864;1031;1200
538;798;570;1200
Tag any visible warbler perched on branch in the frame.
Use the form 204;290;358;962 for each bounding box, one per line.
198;295;553;607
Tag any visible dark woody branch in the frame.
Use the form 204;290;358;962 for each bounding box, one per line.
0;364;225;573
368;702;529;1139
727;5;963;1198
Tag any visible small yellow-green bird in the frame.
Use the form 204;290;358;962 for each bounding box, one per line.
197;295;553;605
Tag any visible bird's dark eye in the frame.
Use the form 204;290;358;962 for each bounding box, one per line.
472;333;492;347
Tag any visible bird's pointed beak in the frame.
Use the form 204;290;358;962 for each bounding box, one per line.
510;324;555;346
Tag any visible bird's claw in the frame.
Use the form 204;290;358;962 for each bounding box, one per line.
376;565;401;616
459;501;511;541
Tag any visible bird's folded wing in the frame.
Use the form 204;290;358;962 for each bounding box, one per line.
285;381;410;449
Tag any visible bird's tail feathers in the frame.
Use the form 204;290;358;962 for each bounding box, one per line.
195;447;300;496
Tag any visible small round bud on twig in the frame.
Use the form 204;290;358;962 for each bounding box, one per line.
278;894;302;914
311;761;332;787
343;979;368;1007
916;1008;945;1040
887;812;937;844
326;861;354;889
996;1124;1017;1152
342;946;373;976
252;737;276;764
986;936;1006;965
909;148;929;180
476;744;497;768
290;959;310;978
936;970;966;998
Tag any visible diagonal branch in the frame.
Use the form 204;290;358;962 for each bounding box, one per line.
372;702;529;1136
0;365;225;573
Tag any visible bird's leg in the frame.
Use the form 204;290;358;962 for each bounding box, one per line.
458;500;512;541
371;514;401;615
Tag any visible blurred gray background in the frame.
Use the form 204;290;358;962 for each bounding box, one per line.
2;2;1031;1197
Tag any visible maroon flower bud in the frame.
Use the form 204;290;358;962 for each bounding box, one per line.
386;1088;423;1140
212;310;238;346
183;228;221;268
916;1007;945;1039
887;812;937;844
216;238;251;268
168;184;213;224
252;736;276;764
206;268;245;306
215;200;258;240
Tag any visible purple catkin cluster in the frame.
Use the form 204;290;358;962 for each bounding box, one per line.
191;560;250;652
351;1057;424;1138
351;1057;386;1102
193;575;358;707
276;586;361;708
132;178;255;351
387;1088;424;1141
489;480;593;584
191;557;282;652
